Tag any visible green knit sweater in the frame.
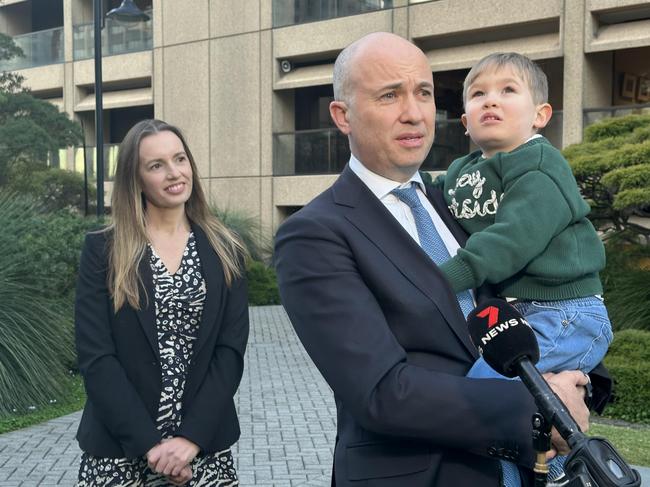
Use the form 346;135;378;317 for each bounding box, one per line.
434;136;605;300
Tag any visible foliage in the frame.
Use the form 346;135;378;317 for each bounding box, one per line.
16;210;102;301
7;164;96;213
0;191;75;414
247;261;281;306
0;32;25;93
0;92;82;185
603;329;650;424
0;34;82;186
601;240;650;332
563;114;650;242
0;374;85;434
211;206;271;262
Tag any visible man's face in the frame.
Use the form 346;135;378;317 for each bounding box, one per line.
332;39;436;182
462;65;549;158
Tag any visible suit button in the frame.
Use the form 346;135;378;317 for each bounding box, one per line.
488;447;497;456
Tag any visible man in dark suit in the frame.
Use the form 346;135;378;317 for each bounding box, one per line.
274;32;591;486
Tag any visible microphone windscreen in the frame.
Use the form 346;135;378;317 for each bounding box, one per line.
467;299;540;377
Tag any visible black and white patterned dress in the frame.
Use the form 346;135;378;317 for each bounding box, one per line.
77;233;239;486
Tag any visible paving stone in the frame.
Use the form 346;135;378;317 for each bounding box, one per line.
0;306;336;486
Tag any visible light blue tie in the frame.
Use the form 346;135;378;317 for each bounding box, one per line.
391;183;521;487
391;183;475;319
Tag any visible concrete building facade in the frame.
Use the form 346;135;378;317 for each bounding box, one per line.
2;0;650;236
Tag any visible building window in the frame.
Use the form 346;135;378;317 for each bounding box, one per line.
273;0;393;28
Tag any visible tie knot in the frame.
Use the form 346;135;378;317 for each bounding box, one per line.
391;183;421;209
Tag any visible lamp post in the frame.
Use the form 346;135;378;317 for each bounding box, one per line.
93;0;149;217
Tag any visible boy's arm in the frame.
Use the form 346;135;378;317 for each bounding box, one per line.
438;169;574;293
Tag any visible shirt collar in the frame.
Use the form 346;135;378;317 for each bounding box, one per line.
349;154;426;200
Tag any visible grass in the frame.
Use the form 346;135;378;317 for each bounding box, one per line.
0;373;84;434
591;420;650;466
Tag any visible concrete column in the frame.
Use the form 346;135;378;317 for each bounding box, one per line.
562;0;586;146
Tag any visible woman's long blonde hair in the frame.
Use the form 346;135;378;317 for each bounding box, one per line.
106;119;247;311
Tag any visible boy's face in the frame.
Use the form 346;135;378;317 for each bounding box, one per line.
462;65;551;158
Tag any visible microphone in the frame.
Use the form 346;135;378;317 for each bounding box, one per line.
466;298;583;446
467;299;641;486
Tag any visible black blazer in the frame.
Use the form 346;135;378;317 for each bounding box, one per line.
75;223;249;459
275;166;541;486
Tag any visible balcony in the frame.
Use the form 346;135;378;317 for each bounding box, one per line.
73;10;153;60
273;0;393;28
273;121;470;176
0;27;64;71
584;104;650;129
274;128;349;176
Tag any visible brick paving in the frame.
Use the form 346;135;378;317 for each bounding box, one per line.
0;306;336;486
1;305;648;486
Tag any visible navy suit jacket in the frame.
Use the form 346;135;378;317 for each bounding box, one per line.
275;166;540;486
75;223;249;459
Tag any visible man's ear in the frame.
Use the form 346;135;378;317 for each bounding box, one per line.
533;103;553;130
330;100;351;135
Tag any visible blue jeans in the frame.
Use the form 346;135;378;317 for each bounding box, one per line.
468;296;613;378
467;296;613;483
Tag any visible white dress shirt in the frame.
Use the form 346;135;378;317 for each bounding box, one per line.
348;154;463;259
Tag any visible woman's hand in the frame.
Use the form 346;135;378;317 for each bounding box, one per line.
146;437;200;477
167;464;193;485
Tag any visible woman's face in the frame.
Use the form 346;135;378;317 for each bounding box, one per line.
138;130;193;211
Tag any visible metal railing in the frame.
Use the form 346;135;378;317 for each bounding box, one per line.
273;120;469;176
0;27;64;71
72;9;153;60
584;104;650;128
273;128;349;176
273;0;393;27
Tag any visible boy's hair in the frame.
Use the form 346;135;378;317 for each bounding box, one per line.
462;52;548;107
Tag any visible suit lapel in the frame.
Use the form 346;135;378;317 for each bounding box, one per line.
334;166;477;358
135;249;159;360
191;223;223;357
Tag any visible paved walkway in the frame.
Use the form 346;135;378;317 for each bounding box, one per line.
0;306;648;486
0;307;335;486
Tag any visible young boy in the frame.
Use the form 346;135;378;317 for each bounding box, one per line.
434;53;613;482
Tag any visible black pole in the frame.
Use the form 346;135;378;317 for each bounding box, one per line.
81;120;89;216
94;0;104;218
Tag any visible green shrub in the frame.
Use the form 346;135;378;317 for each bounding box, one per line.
0;191;76;414
601;241;650;332
247;260;281;306
563;114;650;243
7;165;95;213
211;207;271;262
603;329;650;424
24;210;102;299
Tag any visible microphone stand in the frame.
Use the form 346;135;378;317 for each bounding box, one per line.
532;412;551;487
517;362;641;487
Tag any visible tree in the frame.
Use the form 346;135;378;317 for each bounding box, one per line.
563;114;650;243
0;32;24;93
0;33;82;186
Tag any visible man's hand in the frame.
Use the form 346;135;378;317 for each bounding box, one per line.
146;437;200;477
544;370;590;455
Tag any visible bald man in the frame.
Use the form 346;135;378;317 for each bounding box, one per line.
275;33;593;487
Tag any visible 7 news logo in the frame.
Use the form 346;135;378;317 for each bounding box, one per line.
476;305;529;346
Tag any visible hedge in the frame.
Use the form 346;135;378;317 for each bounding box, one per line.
602;329;650;424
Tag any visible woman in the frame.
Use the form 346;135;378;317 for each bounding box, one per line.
75;119;249;486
